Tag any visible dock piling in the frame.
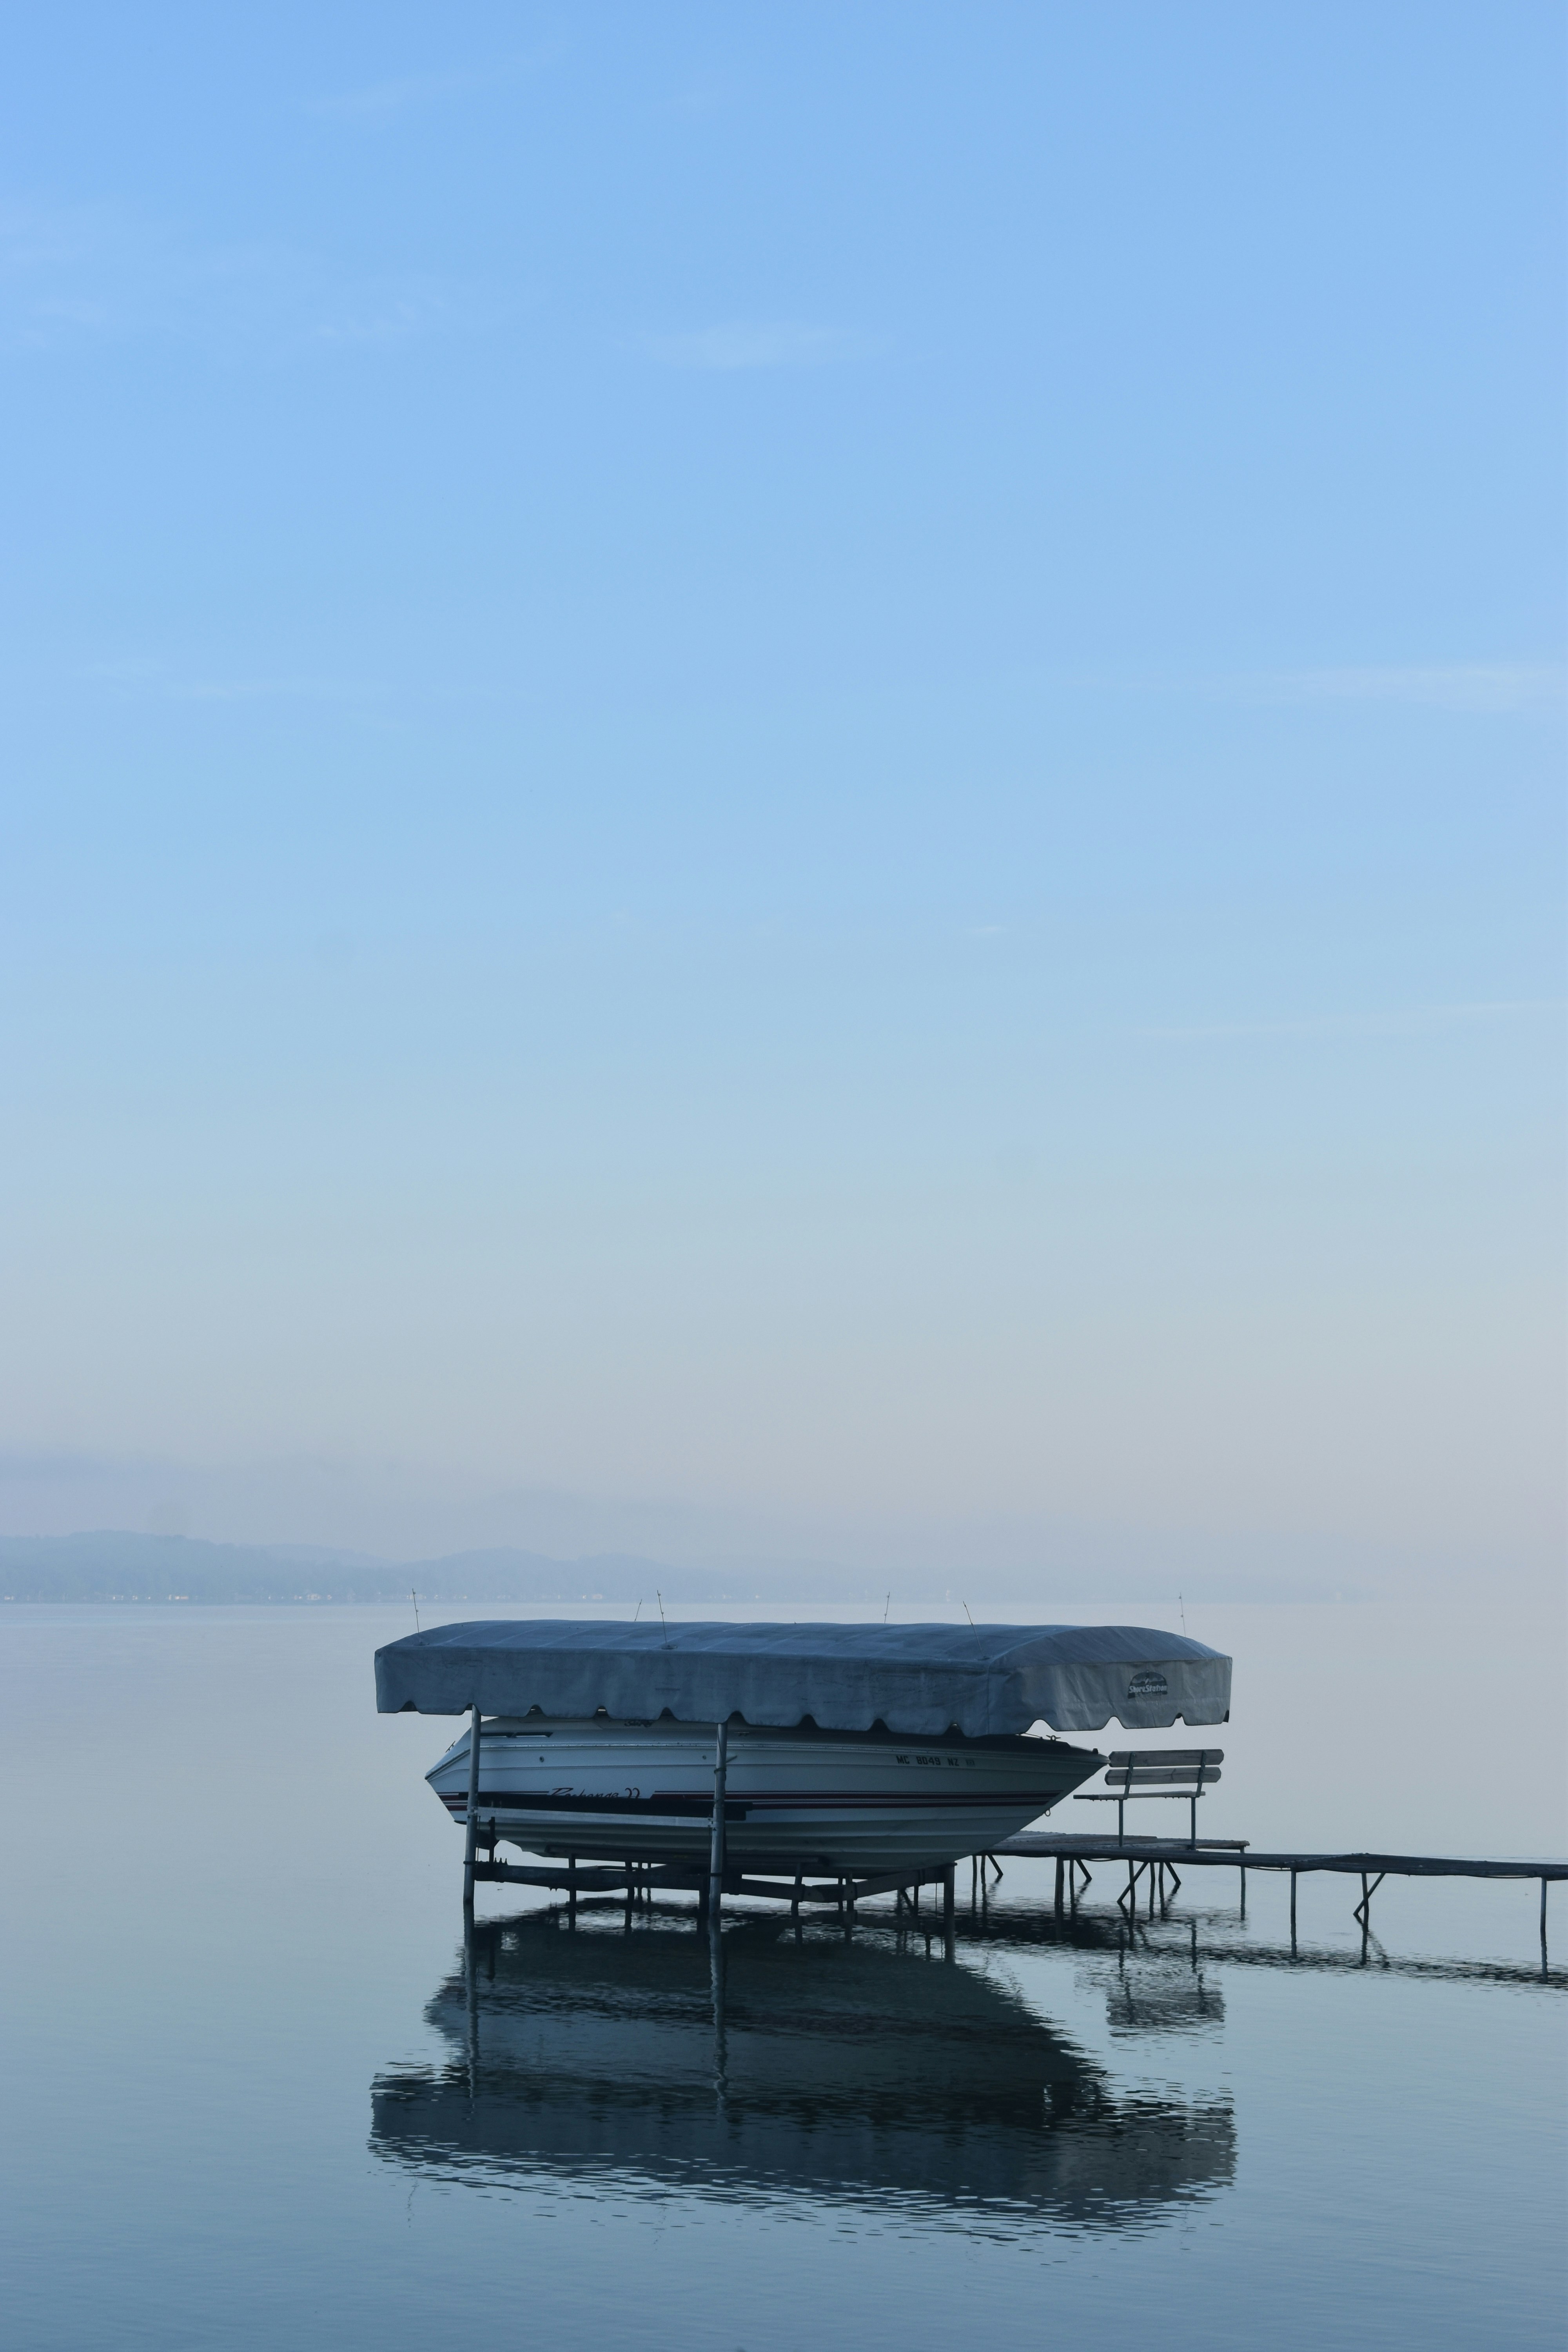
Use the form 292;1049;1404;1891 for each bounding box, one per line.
461;1701;482;1912
463;1911;478;2094
708;1721;729;1928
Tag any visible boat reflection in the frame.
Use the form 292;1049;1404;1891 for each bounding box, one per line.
370;1911;1234;2232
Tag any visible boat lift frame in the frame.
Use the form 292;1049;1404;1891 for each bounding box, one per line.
459;1704;960;1940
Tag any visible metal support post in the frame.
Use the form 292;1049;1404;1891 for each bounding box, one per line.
1290;1868;1297;1950
708;1720;729;1928
708;1891;726;2068
463;1909;478;2096
942;1864;955;1958
462;1701;482;1911
1054;1856;1065;1914
1352;1871;1385;1928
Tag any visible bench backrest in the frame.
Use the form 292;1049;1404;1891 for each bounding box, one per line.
1104;1747;1223;1790
1106;1749;1224;1767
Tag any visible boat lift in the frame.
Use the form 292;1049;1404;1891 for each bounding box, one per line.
459;1705;965;1947
380;1621;1559;1972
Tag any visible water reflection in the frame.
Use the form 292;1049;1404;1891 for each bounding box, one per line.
371;1911;1234;2234
967;1890;1564;1991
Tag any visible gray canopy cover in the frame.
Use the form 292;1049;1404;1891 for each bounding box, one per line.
374;1620;1230;1737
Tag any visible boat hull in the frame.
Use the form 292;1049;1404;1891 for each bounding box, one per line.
426;1718;1104;1874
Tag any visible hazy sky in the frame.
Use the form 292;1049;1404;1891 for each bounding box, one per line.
2;3;1563;1593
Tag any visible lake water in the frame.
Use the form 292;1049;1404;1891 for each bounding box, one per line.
3;1602;1563;2350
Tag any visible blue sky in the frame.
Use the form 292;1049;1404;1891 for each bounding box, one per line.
2;2;1563;1592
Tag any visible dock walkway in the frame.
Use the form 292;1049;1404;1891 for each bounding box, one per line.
994;1829;1564;1940
998;1830;1565;1881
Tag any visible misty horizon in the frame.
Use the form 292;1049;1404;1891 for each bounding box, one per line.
4;6;1562;1622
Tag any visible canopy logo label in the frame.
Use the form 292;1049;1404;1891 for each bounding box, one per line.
1126;1670;1169;1698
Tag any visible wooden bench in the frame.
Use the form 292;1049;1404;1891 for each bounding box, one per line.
1073;1748;1223;1844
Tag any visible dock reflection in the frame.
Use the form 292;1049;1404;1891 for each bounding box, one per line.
370;1911;1234;2232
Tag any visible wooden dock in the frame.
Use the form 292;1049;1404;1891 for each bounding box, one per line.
468;1829;1562;1958
995;1828;1564;1947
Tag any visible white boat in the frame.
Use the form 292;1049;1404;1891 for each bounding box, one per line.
426;1716;1104;1875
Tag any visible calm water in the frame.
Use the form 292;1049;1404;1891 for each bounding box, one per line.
2;1605;1563;2351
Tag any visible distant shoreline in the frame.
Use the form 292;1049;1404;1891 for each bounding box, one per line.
0;1533;1375;1608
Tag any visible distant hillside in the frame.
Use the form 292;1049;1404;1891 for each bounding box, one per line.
0;1532;886;1604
